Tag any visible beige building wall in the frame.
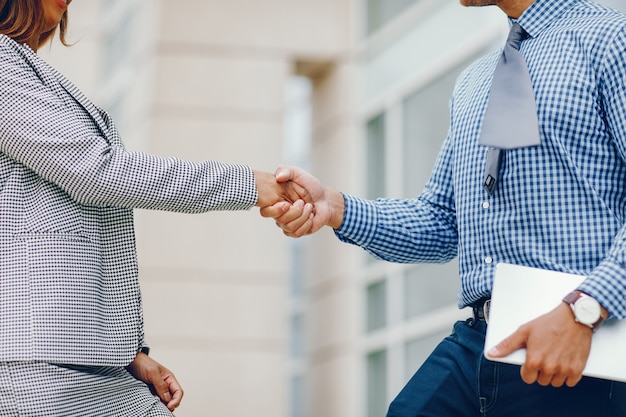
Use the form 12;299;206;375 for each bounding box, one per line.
43;1;355;416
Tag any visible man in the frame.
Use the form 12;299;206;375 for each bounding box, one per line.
263;0;626;415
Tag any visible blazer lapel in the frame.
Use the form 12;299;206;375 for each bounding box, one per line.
54;70;112;139
14;39;115;143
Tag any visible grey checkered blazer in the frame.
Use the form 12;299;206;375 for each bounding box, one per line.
0;34;257;366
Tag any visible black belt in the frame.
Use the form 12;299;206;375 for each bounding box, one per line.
472;298;491;323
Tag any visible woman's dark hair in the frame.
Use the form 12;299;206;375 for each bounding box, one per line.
0;0;71;48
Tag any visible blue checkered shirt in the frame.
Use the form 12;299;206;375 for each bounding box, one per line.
335;0;626;318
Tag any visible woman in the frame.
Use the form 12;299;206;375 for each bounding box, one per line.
0;1;301;415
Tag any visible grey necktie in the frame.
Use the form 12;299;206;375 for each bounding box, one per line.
479;23;540;194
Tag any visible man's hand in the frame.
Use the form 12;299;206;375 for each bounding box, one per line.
126;352;183;412
487;302;592;388
259;165;345;237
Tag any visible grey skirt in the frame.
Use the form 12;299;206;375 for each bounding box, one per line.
0;362;172;417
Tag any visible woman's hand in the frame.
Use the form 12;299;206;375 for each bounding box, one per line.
127;352;184;412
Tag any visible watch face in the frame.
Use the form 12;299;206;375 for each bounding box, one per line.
574;297;601;325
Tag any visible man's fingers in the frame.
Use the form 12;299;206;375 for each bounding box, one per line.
487;326;528;359
519;365;539;385
535;370;556;387
547;373;567;388
488;327;538;383
565;373;583;388
275;165;293;183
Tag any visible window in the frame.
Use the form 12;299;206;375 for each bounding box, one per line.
403;56;481;197
404;264;459;320
290;375;306;417
367;280;387;332
366;114;386;199
367;350;388;417
290;314;306;359
403;77;453;197
290;240;307;298
404;331;448;380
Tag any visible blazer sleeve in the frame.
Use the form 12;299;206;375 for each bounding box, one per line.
0;41;258;213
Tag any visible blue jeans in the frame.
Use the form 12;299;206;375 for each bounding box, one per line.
387;318;626;417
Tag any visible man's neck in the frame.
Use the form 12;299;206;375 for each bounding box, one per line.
498;0;536;18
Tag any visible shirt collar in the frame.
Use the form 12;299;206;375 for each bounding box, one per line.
513;0;580;38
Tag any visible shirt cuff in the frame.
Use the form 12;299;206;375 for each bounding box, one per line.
579;258;626;319
334;193;378;248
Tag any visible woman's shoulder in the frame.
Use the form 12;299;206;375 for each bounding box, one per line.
0;34;26;53
0;35;54;98
0;34;33;66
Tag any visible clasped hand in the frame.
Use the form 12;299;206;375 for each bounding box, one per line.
256;166;344;236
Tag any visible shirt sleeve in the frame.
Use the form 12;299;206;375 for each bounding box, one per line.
334;134;459;264
578;27;626;318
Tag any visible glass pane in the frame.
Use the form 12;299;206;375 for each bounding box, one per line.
366;280;387;332
367;350;388;417
290;375;306;417
290;313;305;359
404;263;460;319
290;240;307;297
367;114;386;199
284;76;312;165
403;55;487;197
405;329;451;380
366;0;419;35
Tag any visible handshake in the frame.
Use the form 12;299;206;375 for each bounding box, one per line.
254;165;345;237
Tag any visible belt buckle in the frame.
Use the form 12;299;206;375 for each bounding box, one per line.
483;299;491;324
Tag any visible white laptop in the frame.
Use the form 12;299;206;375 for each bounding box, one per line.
484;262;626;382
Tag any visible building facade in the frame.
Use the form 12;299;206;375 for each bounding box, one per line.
40;1;626;416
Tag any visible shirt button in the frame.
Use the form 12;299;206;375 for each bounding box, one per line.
484;257;493;264
482;202;490;209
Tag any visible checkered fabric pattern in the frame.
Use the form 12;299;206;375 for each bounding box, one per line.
336;0;626;318
0;33;257;367
0;362;172;416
